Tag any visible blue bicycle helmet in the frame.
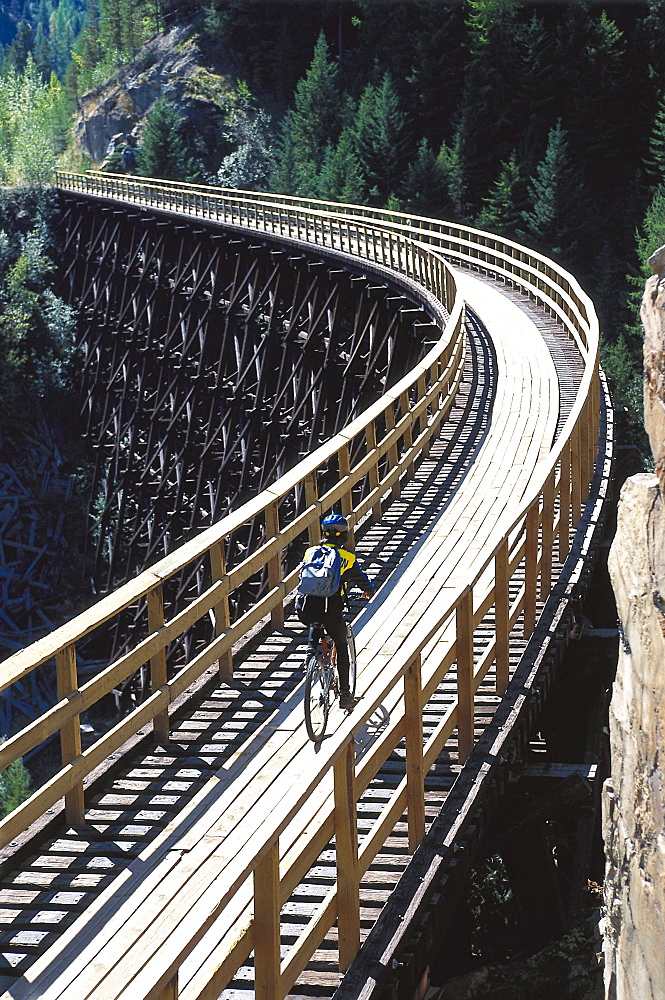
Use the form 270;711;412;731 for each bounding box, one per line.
321;513;349;536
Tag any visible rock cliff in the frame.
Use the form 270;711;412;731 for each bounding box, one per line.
603;249;665;999
74;24;233;170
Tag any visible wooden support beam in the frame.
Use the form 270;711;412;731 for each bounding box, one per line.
55;644;85;827
334;740;360;971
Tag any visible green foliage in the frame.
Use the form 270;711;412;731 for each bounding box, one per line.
476;151;525;237
316;127;365;205
520;121;592;272
0;59;63;186
137;98;197;182
285;30;340;191
402;138;452;219
215;91;275;191
645;93;665;189
0;744;31;818
354;72;412;205
0;220;77;429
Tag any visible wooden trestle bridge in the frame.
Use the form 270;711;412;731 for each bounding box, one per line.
0;174;612;1000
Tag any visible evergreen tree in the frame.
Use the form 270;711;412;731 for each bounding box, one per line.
456;0;525;214
402;138;452;218
0;749;31;818
137;99;194;182
519;121;591;272
316;127;365;204
354;72;412;204
289;30;339;173
33;24;51;81
645;92;665;189
4;21;33;75
438;132;465;220
271;110;297;195
476;151;525;237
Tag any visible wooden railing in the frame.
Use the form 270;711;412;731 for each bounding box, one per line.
0;173;600;1000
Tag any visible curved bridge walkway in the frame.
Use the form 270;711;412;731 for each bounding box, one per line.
0;177;609;1000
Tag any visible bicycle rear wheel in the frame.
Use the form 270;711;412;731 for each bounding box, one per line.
346;623;357;698
304;654;329;742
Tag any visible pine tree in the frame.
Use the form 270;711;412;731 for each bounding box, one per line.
519;121;592;272
289;31;340;173
0;750;31;818
438;132;465;220
32;24;51;81
645;93;665;189
402;138;452;218
456;0;525;214
476;151;525;237
5;21;33;75
316;127;365;205
354;72;412;204
137;99;194;182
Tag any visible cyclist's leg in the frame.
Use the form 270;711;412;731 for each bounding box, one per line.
307;624;322;651
324;615;351;695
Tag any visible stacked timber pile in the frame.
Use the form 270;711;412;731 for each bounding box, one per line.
602;245;665;998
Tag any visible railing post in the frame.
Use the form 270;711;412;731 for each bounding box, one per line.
254;841;281;1000
571;424;582;527
404;655;426;851
540;473;556;600
147;585;169;743
334;739;360;971
384;403;400;500
209;539;233;682
524;504;539;638
400;390;414;478
364;420;382;522
558;443;571;559
156;976;178;999
338;443;354;544
495;539;510;696
304;471;319;545
456;589;474;765
56;644;85;826
580;397;591;503
265;501;284;627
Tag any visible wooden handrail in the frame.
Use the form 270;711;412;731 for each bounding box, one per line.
0;173;600;1000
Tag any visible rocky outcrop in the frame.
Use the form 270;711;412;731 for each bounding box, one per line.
603;250;665;999
74;24;233;169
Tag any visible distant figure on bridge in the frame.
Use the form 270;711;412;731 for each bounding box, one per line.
121;143;137;174
296;514;374;709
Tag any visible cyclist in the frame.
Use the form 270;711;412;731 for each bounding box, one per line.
296;514;374;709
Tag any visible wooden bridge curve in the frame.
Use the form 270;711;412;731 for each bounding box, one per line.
0;175;612;1000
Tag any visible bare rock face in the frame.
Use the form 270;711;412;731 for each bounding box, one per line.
644;248;665;491
74;24;231;167
603;247;665;999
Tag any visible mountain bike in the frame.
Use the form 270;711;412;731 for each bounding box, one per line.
304;622;357;742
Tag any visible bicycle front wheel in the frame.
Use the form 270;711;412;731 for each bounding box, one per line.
304;654;330;742
346;624;357;698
